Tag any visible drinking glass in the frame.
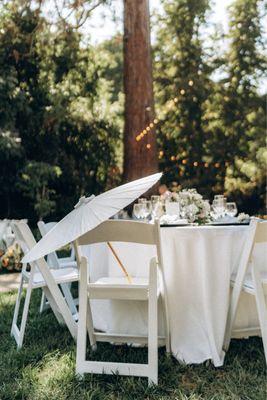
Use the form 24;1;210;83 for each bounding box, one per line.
226;202;238;218
212;198;226;219
133;203;142;220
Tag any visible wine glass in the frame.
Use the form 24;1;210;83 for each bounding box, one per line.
226;202;238;218
151;199;164;221
142;200;152;221
133;203;142;220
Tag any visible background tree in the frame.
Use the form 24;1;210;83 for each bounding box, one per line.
154;0;213;194
221;0;267;213
123;0;158;182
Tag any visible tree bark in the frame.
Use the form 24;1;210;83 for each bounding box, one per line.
123;0;158;182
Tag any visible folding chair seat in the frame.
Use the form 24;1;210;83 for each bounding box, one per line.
21;267;78;288
11;221;78;349
75;219;170;385
224;219;267;363
37;221;78;315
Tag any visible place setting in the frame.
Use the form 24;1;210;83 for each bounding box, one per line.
131;189;250;227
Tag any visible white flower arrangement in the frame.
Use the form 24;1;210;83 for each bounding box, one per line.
169;188;210;223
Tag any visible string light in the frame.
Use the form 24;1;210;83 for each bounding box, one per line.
159;156;233;168
135;80;196;144
135;79;235;160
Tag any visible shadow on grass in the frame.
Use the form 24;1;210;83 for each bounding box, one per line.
0;290;266;400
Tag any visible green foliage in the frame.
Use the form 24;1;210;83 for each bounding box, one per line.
0;133;25;217
222;0;267;213
17;161;61;220
0;1;120;222
154;0;266;213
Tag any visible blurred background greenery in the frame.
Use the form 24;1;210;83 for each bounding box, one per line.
0;0;266;224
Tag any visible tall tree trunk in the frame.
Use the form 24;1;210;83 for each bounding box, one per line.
123;0;158;182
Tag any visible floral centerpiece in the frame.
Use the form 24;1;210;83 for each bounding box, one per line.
167;188;210;224
0;243;22;272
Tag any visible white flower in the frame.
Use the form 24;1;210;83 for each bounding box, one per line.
186;204;199;215
237;213;250;222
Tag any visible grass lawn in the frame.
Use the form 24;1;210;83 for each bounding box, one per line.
0;289;266;400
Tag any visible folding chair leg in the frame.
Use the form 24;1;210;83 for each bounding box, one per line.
148;259;158;385
39;290;50;313
224;282;244;351
11;274;24;338
11;274;33;349
76;257;89;377
60;283;78;316
161;294;171;354
252;264;267;363
17;281;34;348
37;259;77;339
43;287;65;325
86;298;97;350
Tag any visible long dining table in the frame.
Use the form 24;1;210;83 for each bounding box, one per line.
81;223;267;366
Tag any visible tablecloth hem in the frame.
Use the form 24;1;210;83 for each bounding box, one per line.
172;351;225;367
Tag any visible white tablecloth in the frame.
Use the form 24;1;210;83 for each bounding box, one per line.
82;224;267;366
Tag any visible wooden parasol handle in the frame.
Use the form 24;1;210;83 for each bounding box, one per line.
107;242;132;283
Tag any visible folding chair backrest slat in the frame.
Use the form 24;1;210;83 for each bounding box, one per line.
12;221;36;254
12;221;51;271
255;222;267;244
77;220;158;246
37;221;60;268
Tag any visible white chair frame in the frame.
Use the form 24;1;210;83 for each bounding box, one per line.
37;221;78;316
11;221;78;348
75;219;170;385
224;219;267;362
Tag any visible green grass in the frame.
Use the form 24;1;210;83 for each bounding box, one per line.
0;290;266;400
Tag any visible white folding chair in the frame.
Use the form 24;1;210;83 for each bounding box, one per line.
75;219;170;385
224;219;267;362
0;219;8;248
11;221;78;348
38;221;78;316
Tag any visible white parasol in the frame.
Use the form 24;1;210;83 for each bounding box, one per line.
22;172;162;264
